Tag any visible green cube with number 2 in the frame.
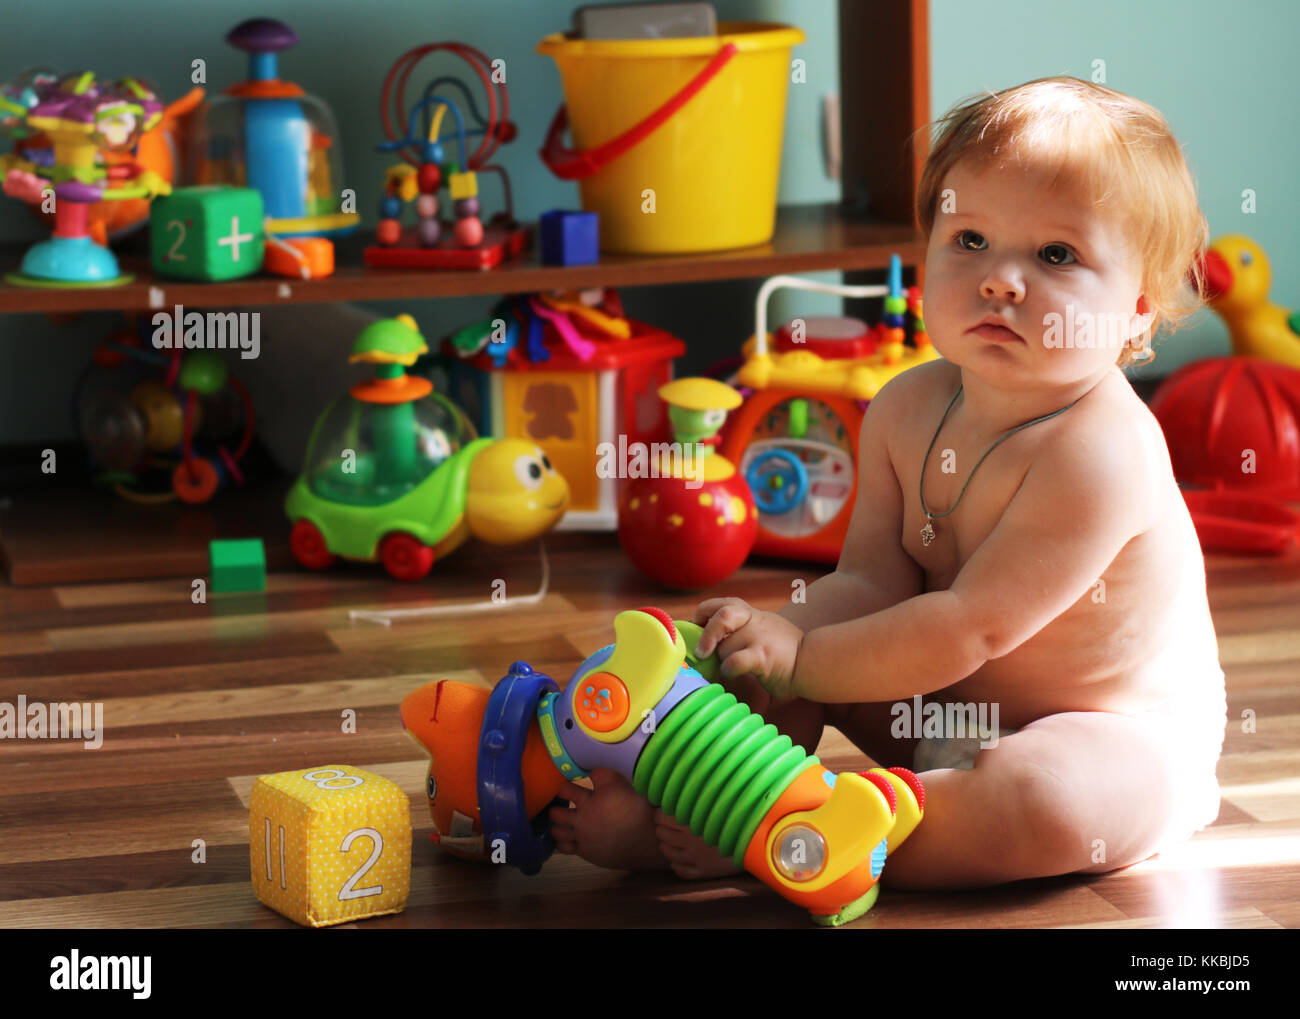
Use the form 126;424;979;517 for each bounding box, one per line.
151;186;265;281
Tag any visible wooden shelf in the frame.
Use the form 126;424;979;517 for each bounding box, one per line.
0;206;924;314
0;2;933;586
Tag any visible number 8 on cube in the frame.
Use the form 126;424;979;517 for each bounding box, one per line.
250;765;411;927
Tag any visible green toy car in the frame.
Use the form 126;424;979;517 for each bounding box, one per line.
286;315;569;581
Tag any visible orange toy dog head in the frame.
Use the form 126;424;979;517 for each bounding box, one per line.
400;679;566;860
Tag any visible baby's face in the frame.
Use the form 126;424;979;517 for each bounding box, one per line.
923;160;1151;389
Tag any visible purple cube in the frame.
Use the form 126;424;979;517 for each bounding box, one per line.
539;209;599;266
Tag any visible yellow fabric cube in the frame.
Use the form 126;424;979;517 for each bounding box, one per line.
250;765;411;927
448;170;478;200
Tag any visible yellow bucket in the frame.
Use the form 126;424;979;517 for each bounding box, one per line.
537;22;806;254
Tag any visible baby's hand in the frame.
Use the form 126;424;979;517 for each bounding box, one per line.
692;597;803;704
548;769;667;872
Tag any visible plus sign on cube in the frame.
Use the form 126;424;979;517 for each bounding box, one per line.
151;186;265;281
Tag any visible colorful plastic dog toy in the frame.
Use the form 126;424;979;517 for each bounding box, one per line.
401;606;925;925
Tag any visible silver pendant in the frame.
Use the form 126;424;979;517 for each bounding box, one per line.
920;516;935;547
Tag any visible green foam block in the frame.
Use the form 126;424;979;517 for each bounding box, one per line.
210;538;266;593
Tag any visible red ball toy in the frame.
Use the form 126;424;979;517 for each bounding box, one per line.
618;470;757;590
617;377;757;590
1150;356;1300;501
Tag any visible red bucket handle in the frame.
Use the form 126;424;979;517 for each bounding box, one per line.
539;42;739;180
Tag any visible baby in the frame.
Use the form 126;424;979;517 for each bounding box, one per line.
550;76;1227;890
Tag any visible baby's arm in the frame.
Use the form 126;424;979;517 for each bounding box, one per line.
780;378;925;631
791;422;1151;704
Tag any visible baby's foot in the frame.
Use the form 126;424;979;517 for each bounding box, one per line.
654;810;742;880
549;769;669;872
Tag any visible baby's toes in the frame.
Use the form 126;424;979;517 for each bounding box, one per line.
655;825;740;880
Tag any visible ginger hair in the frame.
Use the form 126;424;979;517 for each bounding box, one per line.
915;76;1208;367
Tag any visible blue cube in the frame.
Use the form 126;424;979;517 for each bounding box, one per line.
539;209;599;266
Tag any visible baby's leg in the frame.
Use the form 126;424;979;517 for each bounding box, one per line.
881;708;1221;890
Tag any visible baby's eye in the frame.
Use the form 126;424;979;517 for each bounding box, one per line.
1041;244;1076;266
955;230;987;251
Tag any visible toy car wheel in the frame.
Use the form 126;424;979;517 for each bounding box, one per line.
380;532;435;581
290;519;336;570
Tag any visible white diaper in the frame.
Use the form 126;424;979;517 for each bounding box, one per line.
913;728;1017;772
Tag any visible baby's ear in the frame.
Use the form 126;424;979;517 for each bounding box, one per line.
1130;296;1155;338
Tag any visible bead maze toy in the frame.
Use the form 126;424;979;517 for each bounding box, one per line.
363;43;529;270
401;606;924;925
719;259;937;562
617;377;758;589
188;18;359;276
1;71;170;287
437;288;684;530
286;315;570;581
75;324;255;504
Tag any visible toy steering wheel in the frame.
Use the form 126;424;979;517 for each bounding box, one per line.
746;449;808;515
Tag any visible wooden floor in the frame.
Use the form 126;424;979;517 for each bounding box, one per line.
1;530;1297;929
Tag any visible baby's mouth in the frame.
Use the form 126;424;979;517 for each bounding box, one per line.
968;321;1024;343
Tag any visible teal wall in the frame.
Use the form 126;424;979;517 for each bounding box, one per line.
930;0;1300;382
1;0;1296;445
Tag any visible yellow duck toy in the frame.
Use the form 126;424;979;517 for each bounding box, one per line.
1199;235;1300;369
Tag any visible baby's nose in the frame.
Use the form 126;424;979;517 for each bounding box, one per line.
980;275;1024;301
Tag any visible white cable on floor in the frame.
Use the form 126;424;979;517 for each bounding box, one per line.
348;541;551;627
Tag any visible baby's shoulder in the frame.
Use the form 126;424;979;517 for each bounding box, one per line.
868;358;959;425
1030;372;1169;514
1049;370;1165;464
